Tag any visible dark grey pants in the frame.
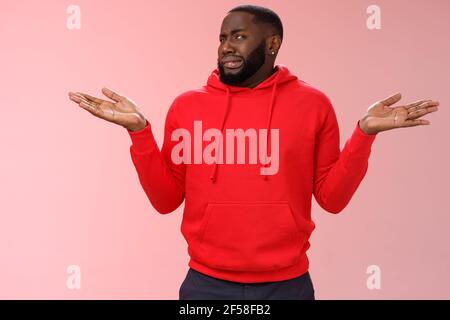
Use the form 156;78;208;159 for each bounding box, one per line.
179;268;315;300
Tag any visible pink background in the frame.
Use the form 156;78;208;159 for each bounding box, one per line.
0;0;449;299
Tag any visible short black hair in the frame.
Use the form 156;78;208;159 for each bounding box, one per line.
227;5;283;43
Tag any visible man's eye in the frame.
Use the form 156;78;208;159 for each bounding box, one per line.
219;35;245;42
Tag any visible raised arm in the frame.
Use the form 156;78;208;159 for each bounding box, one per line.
313;93;439;214
68;88;185;214
126;103;186;214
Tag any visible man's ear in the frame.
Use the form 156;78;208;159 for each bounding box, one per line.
267;34;281;54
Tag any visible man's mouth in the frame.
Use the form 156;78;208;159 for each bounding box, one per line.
223;60;243;69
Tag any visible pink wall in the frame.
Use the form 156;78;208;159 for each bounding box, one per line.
0;0;448;299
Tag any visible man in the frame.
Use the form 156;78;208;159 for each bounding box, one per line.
68;5;439;300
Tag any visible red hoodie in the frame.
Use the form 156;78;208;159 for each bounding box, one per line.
127;64;377;283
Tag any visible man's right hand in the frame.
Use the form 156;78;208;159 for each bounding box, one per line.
68;87;147;132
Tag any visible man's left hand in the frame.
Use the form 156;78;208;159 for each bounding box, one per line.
359;93;439;135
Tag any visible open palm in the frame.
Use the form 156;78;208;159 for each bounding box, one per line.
68;87;147;131
361;93;439;134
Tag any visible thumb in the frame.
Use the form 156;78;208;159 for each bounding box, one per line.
102;87;124;102
380;92;402;106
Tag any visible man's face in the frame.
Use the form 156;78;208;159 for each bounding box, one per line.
217;12;269;86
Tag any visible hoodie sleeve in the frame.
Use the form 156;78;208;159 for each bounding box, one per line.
313;94;377;214
127;99;185;214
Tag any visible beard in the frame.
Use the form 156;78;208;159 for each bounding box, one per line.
217;39;266;86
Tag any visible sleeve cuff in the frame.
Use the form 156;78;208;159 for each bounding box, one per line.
349;120;377;152
127;119;158;153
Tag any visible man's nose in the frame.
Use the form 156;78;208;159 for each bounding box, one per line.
221;40;235;55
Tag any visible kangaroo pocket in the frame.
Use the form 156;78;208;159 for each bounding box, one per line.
191;201;308;272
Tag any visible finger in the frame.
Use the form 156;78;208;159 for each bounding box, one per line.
69;93;81;103
406;99;431;109
69;92;89;104
70;91;117;121
78;97;116;121
407;101;439;116
76;92;105;104
102;87;124;102
402;118;431;127
407;106;439;120
380;92;402;106
408;100;439;111
79;99;102;115
71;94;93;108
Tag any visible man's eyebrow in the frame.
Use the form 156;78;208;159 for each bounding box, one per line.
219;28;247;37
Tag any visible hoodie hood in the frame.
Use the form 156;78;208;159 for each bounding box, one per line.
206;63;298;183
